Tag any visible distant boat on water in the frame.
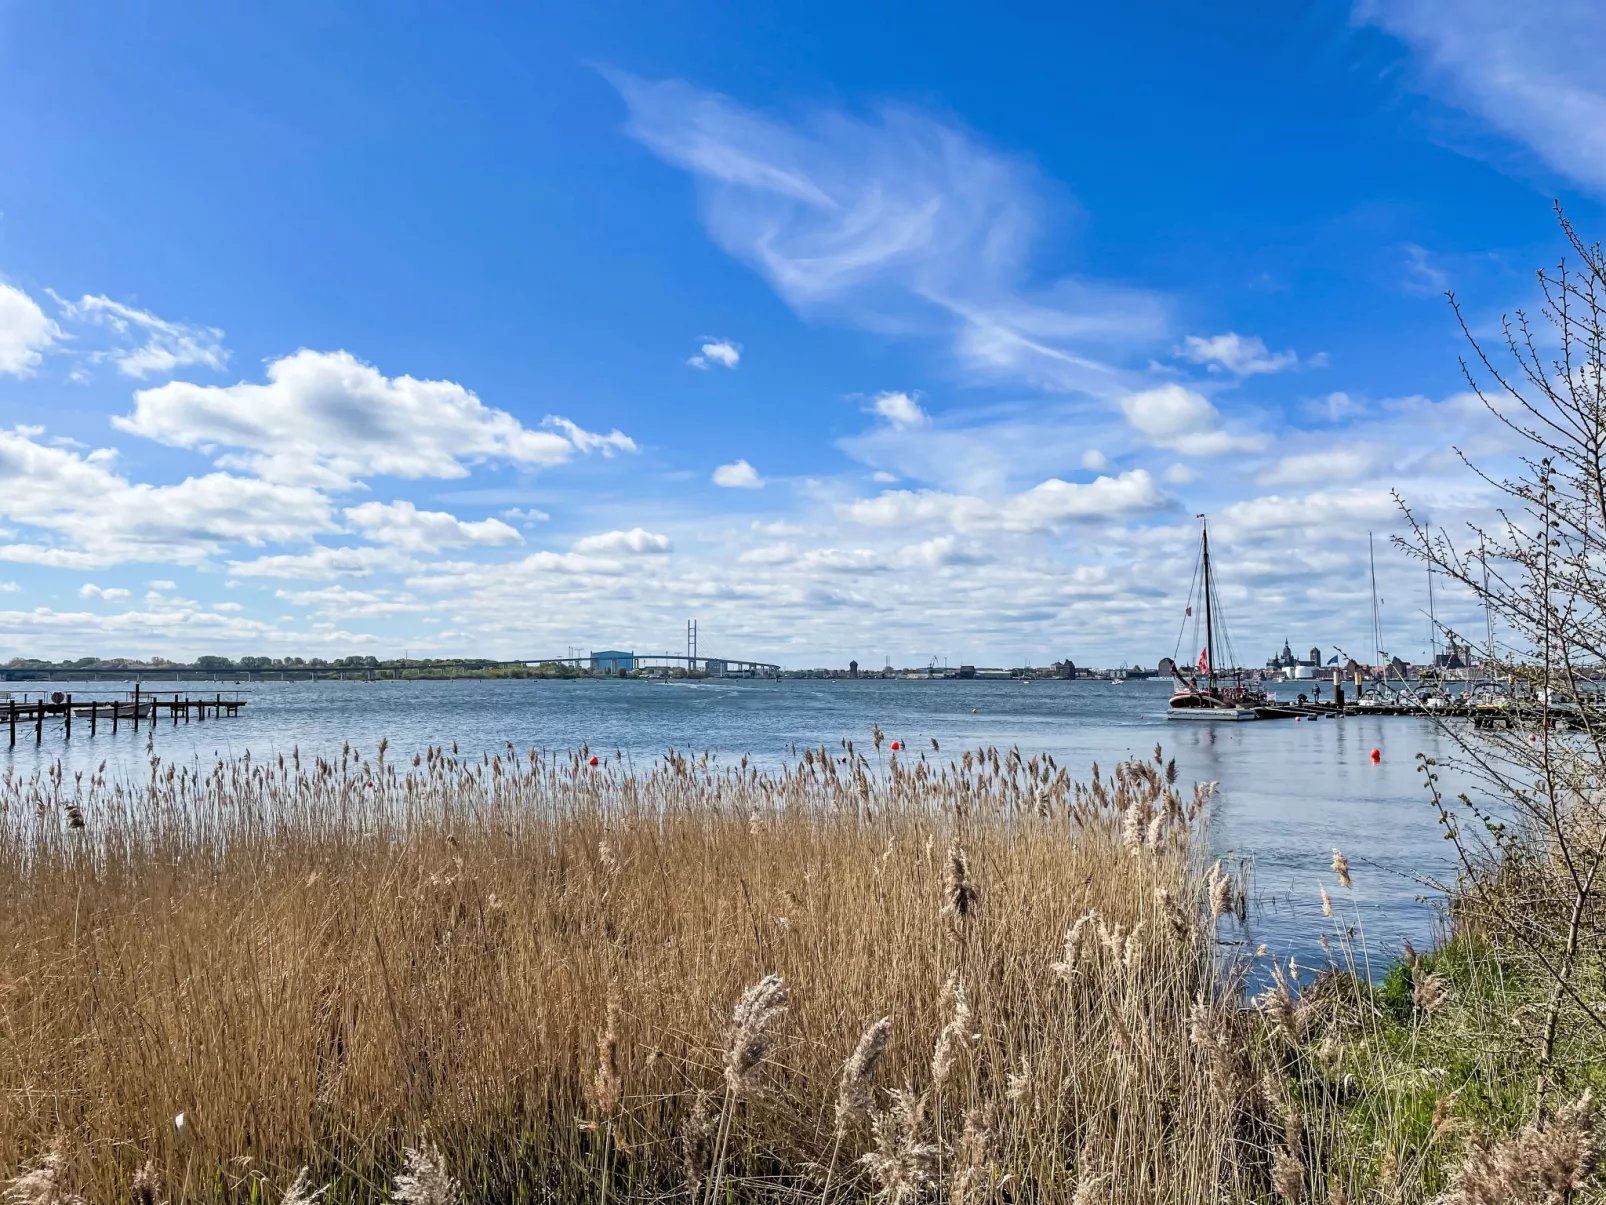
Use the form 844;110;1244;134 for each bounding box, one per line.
1165;516;1267;721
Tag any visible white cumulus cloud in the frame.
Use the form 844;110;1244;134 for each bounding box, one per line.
713;459;764;488
1120;385;1266;456
0;426;335;567
872;390;929;428
344;500;523;551
1179;332;1299;376
0;284;61;377
571;528;673;555
1256;447;1386;487
116;349;633;486
687;338;741;369
226;545;419;580
79;583;131;600
841;470;1165;534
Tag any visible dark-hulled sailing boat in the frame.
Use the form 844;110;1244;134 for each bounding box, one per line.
1164;515;1266;721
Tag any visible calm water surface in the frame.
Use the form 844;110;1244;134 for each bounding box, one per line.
2;675;1463;967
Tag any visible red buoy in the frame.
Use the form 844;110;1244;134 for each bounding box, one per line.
1369;748;1381;763
589;755;599;766
890;740;900;750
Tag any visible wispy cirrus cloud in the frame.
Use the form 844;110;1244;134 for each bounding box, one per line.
608;71;1166;393
1355;0;1606;193
53;293;228;378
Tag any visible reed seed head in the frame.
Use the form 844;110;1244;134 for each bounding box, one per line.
131;1161;164;1205
940;841;978;931
836;1015;893;1138
1411;964;1451;1014
1208;861;1235;919
391;1139;460;1205
1445;1089;1594;1205
859;1088;938;1205
681;1090;716;1196
1331;849;1352;890
1051;911;1097;982
724;973;789;1097
931;973;972;1088
1272;1149;1306;1202
1071;1171;1111;1205
281;1168;326;1205
590;992;623;1116
3;1137;83;1205
950;1105;999;1204
1155;888;1191;940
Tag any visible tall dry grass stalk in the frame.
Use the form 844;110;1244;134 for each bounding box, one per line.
0;740;1499;1202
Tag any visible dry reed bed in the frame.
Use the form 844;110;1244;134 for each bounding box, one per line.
0;741;1463;1202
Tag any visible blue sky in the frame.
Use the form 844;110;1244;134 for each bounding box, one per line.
0;0;1602;667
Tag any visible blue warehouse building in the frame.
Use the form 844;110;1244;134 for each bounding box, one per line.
590;650;635;673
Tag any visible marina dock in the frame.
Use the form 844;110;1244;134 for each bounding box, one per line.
5;688;248;747
1251;693;1570;727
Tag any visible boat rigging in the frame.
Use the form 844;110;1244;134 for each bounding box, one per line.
1164;515;1267;721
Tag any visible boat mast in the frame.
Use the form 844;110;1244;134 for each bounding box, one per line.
1480;536;1496;679
1427;562;1439;664
1369;532;1382;670
1201;517;1216;687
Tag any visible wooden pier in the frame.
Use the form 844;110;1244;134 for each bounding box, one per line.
4;688;248;747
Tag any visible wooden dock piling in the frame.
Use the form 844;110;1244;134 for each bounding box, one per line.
0;689;246;747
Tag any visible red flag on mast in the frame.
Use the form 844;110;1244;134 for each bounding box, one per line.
1197;648;1209;673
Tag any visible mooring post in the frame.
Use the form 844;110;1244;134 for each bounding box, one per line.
7;699;13;748
172;697;178;726
64;695;71;740
35;697;44;744
90;700;97;737
215;692;221;719
112;694;118;734
134;683;141;731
